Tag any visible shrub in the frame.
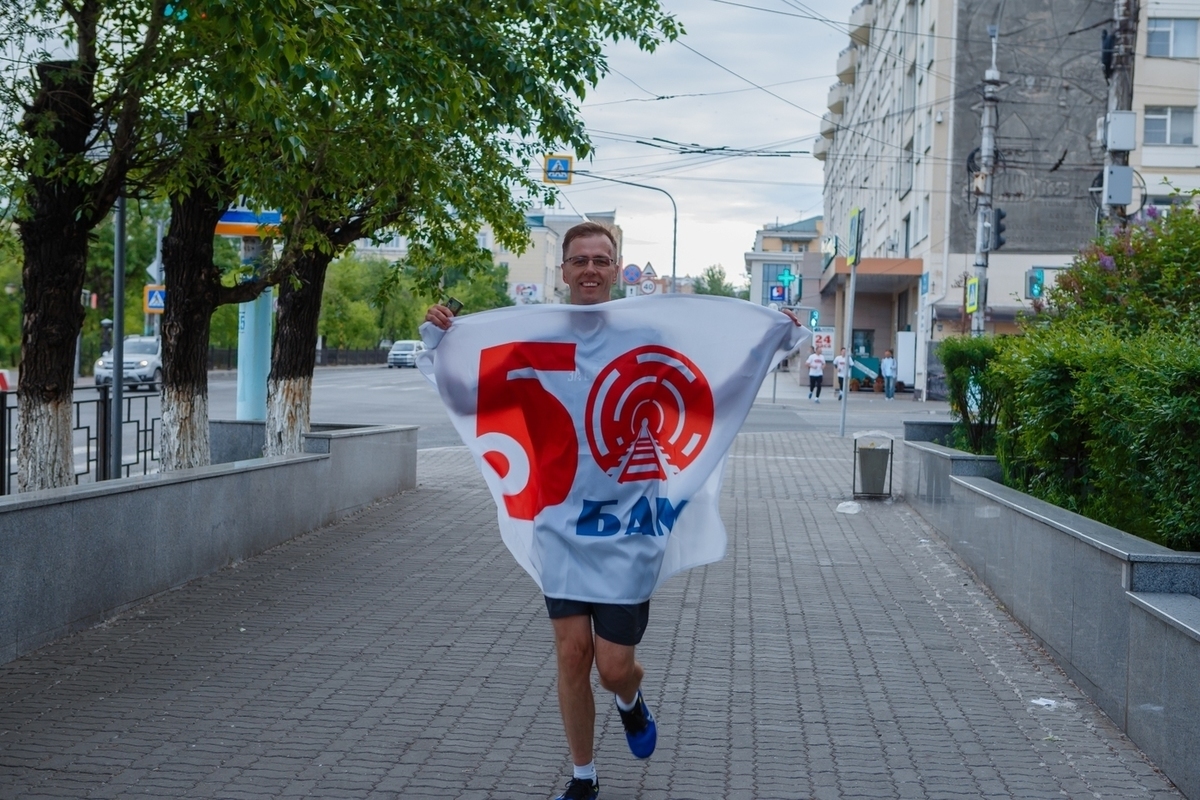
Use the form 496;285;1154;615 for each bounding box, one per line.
937;335;1004;455
995;322;1200;550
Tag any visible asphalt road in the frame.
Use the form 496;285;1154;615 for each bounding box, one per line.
208;365;953;450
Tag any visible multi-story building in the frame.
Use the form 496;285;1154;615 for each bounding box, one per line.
1130;5;1200;204
745;216;824;309
819;0;1115;397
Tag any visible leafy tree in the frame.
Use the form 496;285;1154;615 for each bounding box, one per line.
692;264;738;297
1;1;186;490
249;1;681;456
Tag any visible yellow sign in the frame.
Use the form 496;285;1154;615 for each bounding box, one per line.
144;284;166;315
966;277;980;314
543;155;574;184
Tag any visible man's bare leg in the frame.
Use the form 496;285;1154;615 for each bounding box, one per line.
594;635;643;705
552;615;597;766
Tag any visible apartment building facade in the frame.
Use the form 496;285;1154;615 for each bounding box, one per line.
1130;3;1200;203
819;0;1114;396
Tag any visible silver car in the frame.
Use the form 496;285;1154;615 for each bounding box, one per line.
95;336;163;390
387;339;425;368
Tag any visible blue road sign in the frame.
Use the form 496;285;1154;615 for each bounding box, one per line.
543;155;574;184
622;264;643;284
144;285;166;314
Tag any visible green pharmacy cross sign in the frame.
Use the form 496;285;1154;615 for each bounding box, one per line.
777;268;798;286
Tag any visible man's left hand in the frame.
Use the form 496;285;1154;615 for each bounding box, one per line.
781;309;802;326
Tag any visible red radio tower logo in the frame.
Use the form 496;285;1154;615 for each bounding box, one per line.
586;346;714;482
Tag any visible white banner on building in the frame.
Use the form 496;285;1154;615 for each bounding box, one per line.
419;295;809;603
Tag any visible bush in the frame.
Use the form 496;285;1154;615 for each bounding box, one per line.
995;322;1200;550
937;335;1004;455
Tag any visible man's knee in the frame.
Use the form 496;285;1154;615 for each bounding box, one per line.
594;643;639;691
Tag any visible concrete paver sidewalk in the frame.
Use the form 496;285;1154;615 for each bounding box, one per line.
0;433;1181;799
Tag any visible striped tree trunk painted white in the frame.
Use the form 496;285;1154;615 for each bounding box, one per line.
264;376;311;456
160;387;210;470
16;397;73;492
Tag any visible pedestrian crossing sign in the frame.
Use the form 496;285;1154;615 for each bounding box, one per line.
543;155;574;184
144;284;166;314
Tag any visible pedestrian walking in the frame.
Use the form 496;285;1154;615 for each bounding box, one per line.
833;347;851;400
806;346;825;403
881;349;896;400
423;222;806;800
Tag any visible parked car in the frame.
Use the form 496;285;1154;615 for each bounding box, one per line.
95;336;163;390
387;339;425;368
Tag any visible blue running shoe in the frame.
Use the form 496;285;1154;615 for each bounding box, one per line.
617;690;657;759
554;777;598;800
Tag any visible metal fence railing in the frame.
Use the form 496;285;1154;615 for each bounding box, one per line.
315;348;388;366
0;386;162;496
206;346;389;370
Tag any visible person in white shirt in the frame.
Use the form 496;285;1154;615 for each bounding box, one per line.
881;349;897;400
833;347;851;400
806;346;826;403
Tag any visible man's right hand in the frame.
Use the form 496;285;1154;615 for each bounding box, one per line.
425;304;455;331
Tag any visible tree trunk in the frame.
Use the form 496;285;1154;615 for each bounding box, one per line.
159;175;228;471
265;249;334;456
15;61;98;491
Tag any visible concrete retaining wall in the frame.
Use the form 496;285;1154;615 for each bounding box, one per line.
0;423;417;666
903;436;1200;799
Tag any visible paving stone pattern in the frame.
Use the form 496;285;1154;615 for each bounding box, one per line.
0;433;1182;799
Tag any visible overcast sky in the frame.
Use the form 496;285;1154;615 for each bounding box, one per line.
545;0;859;285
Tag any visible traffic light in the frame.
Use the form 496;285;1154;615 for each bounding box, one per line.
1025;268;1044;300
809;309;819;328
991;207;1007;251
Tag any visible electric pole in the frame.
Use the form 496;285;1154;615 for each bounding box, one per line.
1102;0;1138;221
970;25;1001;337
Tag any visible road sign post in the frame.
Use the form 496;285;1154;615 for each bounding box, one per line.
840;207;864;438
235;238;272;422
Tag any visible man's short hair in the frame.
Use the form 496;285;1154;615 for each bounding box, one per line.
561;222;618;263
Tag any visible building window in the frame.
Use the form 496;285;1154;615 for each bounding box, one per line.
900;139;914;198
1145;106;1195;145
852;329;874;358
782;242;794;252
1148;18;1198;58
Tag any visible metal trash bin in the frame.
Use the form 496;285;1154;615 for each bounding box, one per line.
853;430;894;498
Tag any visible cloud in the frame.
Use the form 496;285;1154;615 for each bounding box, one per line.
544;0;858;282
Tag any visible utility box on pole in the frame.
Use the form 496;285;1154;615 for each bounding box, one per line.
1105;110;1137;151
1104;165;1134;206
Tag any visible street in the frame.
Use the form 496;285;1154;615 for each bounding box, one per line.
206;365;953;450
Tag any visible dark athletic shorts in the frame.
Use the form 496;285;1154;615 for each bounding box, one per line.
545;597;650;646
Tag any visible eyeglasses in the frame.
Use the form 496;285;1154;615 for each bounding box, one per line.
564;255;615;268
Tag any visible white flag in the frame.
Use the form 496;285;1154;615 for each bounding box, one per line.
420;294;808;604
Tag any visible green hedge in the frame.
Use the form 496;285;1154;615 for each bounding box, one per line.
937;335;1003;455
994;321;1200;550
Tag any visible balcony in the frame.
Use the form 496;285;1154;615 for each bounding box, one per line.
849;1;874;46
826;82;849;114
820;112;840;139
812;137;829;161
836;46;858;84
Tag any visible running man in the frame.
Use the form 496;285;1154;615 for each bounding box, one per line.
425;222;803;800
806;346;826;403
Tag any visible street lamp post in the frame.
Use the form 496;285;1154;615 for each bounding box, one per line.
574;171;677;293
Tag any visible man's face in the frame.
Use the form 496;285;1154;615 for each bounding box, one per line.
562;234;618;305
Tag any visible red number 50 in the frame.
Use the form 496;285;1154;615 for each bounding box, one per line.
477;342;578;520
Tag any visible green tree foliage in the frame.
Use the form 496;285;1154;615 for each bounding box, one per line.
692;264;738;297
0;226;20;367
996;199;1200;549
320;255;514;349
937;335;1004;455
